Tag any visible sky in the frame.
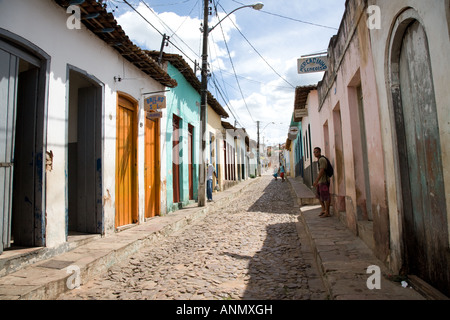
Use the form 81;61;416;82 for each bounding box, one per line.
106;0;346;146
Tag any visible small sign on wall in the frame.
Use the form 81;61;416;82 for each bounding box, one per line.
146;111;163;119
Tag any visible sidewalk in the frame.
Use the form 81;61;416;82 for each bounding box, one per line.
287;176;426;300
0;177;261;300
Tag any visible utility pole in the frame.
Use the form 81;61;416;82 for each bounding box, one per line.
257;120;260;176
158;34;169;65
279;143;281;163
198;0;209;207
197;1;263;206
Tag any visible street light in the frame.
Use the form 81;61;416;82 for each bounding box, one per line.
208;3;264;33
198;1;263;207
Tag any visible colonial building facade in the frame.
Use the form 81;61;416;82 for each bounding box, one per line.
289;0;450;296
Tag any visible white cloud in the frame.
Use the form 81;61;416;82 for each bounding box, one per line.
114;0;346;145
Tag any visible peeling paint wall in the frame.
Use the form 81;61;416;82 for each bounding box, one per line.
0;0;166;247
368;0;450;290
315;0;390;261
165;63;201;213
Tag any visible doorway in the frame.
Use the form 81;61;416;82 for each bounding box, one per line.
0;36;47;253
144;116;160;218
390;17;449;295
116;94;138;228
172;115;181;204
188;124;194;200
67;68;103;235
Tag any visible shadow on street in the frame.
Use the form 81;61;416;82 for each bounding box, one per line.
247;177;298;215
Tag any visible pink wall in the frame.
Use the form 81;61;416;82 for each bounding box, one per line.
314;0;389;261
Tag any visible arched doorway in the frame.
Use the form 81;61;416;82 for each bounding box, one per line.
389;10;449;295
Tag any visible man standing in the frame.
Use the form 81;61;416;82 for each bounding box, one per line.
313;147;331;217
207;161;217;202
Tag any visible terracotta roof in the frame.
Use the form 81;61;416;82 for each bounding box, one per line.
293;84;317;122
286;138;292;151
221;121;236;130
294;85;317;109
145;51;229;118
54;0;177;88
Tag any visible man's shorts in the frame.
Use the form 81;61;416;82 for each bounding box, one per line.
316;183;330;202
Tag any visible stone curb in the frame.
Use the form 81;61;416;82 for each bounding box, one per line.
0;177;261;300
286;177;426;300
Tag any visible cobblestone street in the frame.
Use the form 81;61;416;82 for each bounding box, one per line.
58;175;327;300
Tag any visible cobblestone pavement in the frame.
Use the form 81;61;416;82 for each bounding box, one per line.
58;175;327;300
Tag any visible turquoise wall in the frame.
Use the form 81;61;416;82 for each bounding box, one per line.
165;63;201;212
290;115;303;177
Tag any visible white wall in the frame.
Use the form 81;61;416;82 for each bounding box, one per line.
0;0;166;246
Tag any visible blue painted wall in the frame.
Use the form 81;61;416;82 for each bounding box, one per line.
165;63;201;212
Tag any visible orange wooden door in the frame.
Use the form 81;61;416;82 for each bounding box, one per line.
116;95;138;228
145;117;160;218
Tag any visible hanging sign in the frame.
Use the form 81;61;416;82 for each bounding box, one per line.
294;109;308;119
288;126;299;140
144;95;166;111
297;55;328;74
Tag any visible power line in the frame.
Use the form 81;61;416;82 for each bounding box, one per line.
122;0;199;65
259;10;339;30
210;76;243;128
217;3;295;89
230;0;338;30
139;0;202;61
213;1;254;123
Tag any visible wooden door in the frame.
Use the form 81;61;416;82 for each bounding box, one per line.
398;21;449;295
77;86;102;233
0;48;18;253
188;125;194;200
116;95;138;228
172;115;180;203
145;117;160;218
12;68;39;247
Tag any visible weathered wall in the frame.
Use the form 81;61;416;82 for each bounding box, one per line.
165;63;200;212
0;0;166;246
368;0;450;273
316;0;389;261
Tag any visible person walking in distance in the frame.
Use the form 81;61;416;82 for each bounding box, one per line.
207;161;217;202
279;162;285;182
313;147;331;217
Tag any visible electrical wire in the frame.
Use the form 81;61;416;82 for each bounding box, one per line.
122;0;199;65
212;1;254;123
260;10;338;30
230;0;338;30
217;3;295;89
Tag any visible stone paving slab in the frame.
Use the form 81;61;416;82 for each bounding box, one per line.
0;177;260;300
286;177;427;300
57;175;328;301
297;204;425;300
